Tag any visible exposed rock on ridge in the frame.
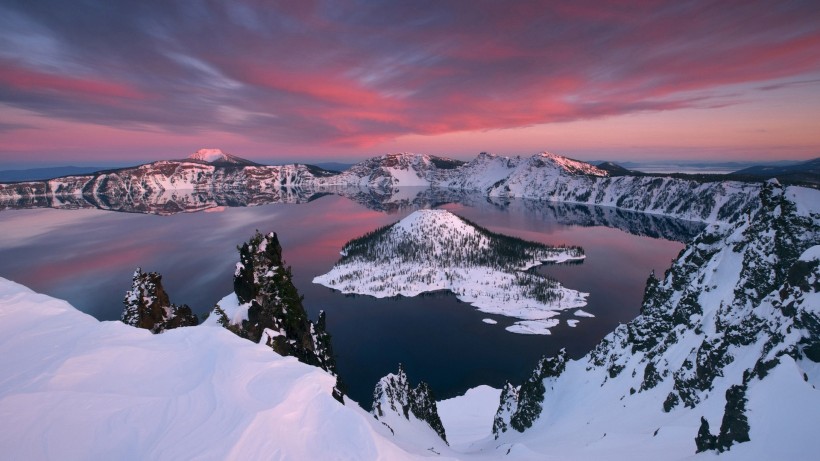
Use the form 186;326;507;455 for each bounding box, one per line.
121;268;198;333
216;231;338;376
490;182;820;454
371;364;448;443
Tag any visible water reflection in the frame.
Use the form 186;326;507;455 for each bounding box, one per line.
1;186;704;242
0;190;689;403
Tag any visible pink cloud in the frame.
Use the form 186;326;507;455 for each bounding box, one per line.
0;1;818;163
0;62;147;103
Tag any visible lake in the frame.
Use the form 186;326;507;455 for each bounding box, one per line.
0;190;695;404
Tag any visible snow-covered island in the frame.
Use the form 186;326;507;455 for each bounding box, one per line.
313;209;589;334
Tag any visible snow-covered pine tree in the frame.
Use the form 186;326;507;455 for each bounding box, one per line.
229;231;338;376
492;381;519;438
409;381;447;442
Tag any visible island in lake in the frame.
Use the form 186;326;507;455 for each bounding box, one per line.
314;209;590;334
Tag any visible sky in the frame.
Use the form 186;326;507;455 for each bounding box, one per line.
1;0;819;168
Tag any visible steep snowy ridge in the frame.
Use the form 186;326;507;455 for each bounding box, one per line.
482;182;820;459
435;152;523;192
317;151;759;226
488;172;760;224
315;152;465;189
332;152;760;225
314;209;589;334
371;365;449;447
530;151;609;176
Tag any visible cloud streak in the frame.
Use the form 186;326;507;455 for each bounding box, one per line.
1;0;819;153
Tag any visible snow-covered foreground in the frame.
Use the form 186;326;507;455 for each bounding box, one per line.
2;272;818;460
0;278;442;461
2;182;819;460
314;209;589;334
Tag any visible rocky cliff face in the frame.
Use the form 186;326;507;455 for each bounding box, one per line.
317;151;761;226
489;182;820;454
121;268;198;333
492;350;567;437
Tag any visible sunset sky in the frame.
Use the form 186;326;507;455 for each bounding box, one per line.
1;0;819;168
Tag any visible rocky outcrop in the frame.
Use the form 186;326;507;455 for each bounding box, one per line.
491;181;820;453
492;349;567;437
371;364;447;443
121;268;198;333
216;231;337;376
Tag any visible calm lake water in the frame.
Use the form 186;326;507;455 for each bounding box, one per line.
0;192;693;404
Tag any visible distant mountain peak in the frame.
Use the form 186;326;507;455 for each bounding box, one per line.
187;148;260;166
532;151;608;177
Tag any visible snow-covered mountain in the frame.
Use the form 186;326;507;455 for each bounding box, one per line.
321;151;759;225
314;152;465;189
1;150;761;224
0;150;335;214
314;209;588;334
186;148;260;166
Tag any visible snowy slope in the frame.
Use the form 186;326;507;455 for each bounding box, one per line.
315;151;759;226
314;209;588;334
315;152;464;189
0;278;442;461
479;182;820;459
186;148;258;165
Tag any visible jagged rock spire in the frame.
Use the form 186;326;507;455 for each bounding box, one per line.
121;268;198;333
371;364;447;443
492;349;568;437
225;231;338;377
492;381;519;438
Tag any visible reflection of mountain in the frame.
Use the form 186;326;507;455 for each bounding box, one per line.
486;197;706;242
314;209;588;334
0;178;706;241
0;150;334;214
0;186;322;215
330;187;704;243
4;150;763;224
